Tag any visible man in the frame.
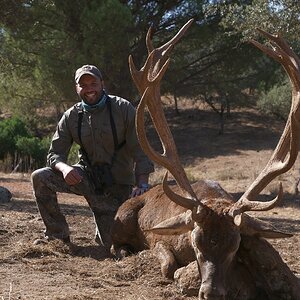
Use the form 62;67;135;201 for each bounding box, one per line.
31;65;154;253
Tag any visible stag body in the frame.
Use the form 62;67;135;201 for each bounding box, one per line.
112;180;234;276
112;20;300;300
113;180;298;299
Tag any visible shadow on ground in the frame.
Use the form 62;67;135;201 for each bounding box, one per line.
147;107;284;163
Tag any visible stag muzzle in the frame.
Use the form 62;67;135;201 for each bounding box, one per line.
198;262;226;300
199;283;226;300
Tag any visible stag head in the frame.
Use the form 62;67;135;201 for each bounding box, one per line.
130;22;297;300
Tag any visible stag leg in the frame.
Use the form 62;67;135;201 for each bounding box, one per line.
85;185;131;255
94;213;115;247
111;196;147;257
153;241;179;279
111;244;132;259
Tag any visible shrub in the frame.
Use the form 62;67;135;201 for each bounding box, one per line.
67;143;81;165
257;82;291;120
0;117;51;172
15;136;51;170
0;117;31;159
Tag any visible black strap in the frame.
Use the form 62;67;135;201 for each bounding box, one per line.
77;108;92;166
106;98;126;151
77;98;126;166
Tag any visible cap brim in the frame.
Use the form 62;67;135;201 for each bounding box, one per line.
75;71;99;83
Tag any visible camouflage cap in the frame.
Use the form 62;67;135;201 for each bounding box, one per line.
75;65;102;83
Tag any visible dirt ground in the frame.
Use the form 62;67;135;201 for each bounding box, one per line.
0;103;300;299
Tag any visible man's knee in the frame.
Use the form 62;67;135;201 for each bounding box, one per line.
31;168;44;185
31;167;55;195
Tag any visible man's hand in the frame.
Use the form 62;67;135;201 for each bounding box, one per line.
131;173;150;197
131;183;149;197
55;162;83;185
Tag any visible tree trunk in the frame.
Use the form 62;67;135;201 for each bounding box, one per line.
173;93;180;115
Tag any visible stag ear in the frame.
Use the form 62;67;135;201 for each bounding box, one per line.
147;210;194;235
234;213;292;239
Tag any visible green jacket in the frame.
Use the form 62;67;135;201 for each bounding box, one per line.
47;95;154;185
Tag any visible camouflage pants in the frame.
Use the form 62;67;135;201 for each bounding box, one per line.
31;165;132;249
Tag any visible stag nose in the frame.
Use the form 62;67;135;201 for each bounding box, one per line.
199;285;226;300
199;291;225;300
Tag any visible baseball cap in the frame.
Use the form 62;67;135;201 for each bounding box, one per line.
75;65;102;83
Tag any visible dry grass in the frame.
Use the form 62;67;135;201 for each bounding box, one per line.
0;104;300;299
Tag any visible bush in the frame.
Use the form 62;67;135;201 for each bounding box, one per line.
257;82;291;120
0;117;31;159
0;116;51;172
67;143;81;165
16;136;51;170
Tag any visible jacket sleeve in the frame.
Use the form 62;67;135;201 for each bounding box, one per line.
125;103;154;177
47;113;73;168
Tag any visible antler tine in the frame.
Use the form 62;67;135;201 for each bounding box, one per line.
162;171;198;210
129;19;194;96
230;30;300;217
257;28;300;65
129;54;149;95
146;19;194;56
129;43;174;95
146;26;154;53
132;19;198;202
251;29;300;88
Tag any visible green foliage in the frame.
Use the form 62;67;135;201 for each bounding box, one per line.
0;116;51;171
257;80;291;120
67;143;81;165
0;117;31;159
219;0;300;44
163;1;265;110
199;0;300;116
16;136;51;167
1;0;299;150
78;0;134;96
0;0;131;127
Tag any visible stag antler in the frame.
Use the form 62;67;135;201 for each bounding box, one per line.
130;19;200;209
130;19;194;95
230;29;300;217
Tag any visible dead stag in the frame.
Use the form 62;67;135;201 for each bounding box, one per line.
112;20;300;300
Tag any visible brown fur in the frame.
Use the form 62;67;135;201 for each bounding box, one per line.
111;180;234;276
112;180;300;299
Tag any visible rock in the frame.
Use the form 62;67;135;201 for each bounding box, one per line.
0;186;12;203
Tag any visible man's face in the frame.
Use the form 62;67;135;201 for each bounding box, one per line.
76;74;104;105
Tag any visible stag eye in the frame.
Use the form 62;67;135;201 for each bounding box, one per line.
210;239;217;247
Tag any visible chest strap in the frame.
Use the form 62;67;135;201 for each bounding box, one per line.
106;97;126;151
